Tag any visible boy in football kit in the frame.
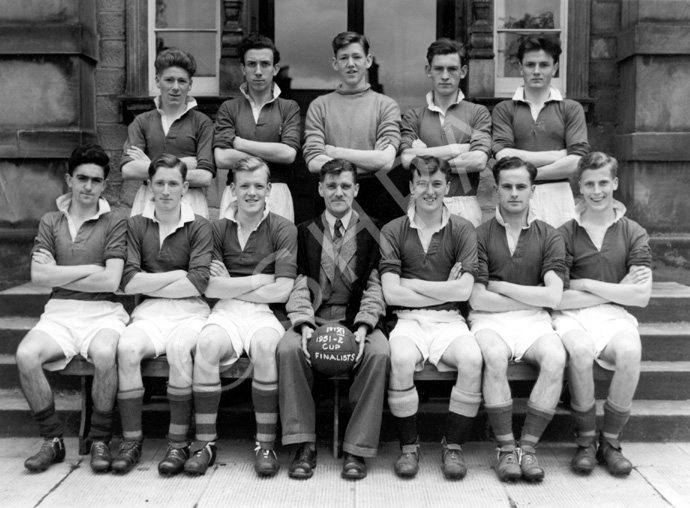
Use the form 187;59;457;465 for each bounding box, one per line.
120;49;215;217
113;154;213;475
492;37;589;227
303;31;401;223
214;34;301;222
187;156;297;477
400;38;491;227
277;159;389;481
554;152;652;476
380;155;482;480
16;145;128;473
469;157;567;482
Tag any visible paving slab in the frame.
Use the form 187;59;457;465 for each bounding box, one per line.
2;439;690;508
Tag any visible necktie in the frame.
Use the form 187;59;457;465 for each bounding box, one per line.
334;219;343;240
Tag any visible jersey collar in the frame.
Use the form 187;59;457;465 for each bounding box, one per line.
426;89;465;113
494;205;536;230
407;203;451;232
56;193;111;221
512;85;563;103
574;199;627;225
239;82;282;105
143;200;196;226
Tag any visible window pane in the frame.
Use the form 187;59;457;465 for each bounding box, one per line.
155;32;217;77
155;0;216;29
276;0;347;89
365;0;436;113
497;0;561;29
496;32;561;78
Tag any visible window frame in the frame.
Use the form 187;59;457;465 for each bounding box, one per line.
493;0;568;97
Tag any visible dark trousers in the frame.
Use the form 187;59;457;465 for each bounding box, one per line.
277;326;390;457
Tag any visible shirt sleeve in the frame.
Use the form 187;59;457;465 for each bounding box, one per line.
121;216;144;290
475;224;490;286
103;213;127;261
302;99;327;165
272;218;298;280
469;105;493;157
186;218;213;294
194;113;216;176
376;96;402;150
491;101;516;155
280;100;302;153
399;108;421;153
564;101;590;157
213;101;236;150
378;222;403;276
32;214;57;257
557;222;574;289
211;219;224;262
540;224;567;283
452;218;478;279
119;115;148;170
626;220;652;269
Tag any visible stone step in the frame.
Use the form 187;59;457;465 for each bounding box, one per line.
628;282;690;323
1;388;688;443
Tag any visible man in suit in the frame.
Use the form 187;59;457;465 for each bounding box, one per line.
277;159;390;480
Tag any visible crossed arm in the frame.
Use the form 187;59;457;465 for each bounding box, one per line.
205;260;294;303
123;269;200;298
557;265;652;310
307;138;397;174
495;148;580;181
401;140;488;174
214;139;297;168
31;249;124;293
381;262;474;308
469;270;563;312
122;147;212;187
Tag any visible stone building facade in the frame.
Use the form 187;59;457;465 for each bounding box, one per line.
0;0;687;286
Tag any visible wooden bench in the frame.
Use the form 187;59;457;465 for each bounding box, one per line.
62;358;610;457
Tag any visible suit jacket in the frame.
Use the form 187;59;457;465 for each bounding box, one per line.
286;211;386;333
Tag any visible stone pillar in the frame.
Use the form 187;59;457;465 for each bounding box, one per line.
615;0;690;271
0;0;98;286
467;0;494;97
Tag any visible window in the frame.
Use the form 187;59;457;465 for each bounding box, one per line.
493;0;567;97
148;0;221;95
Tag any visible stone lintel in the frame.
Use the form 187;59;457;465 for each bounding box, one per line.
0;130;97;159
0;25;97;61
617;133;690;161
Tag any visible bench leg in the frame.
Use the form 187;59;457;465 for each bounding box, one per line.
333;380;340;459
79;376;93;455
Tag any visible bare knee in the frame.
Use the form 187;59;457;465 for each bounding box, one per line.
117;336;146;369
389;347;417;382
538;342;567;378
90;339;117;371
482;347;509;373
455;344;483;375
251;333;280;370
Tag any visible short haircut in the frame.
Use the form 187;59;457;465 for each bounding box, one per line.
148;153;188;181
230;156;271;184
240;33;280;65
154;48;197;77
332;31;370;56
409;155;452;183
577;151;618;180
492;157;537;185
426;38;466;66
68;144;110;178
320;158;357;183
517;36;562;64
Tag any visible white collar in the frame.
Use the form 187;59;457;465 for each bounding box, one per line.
495;206;536;230
574;199;627;225
512;85;563;103
407;204;450;231
240;82;281;105
225;202;270;228
56;193;110;220
154;95;198;116
324;209;354;232
425;89;465;113
143;200;196;226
